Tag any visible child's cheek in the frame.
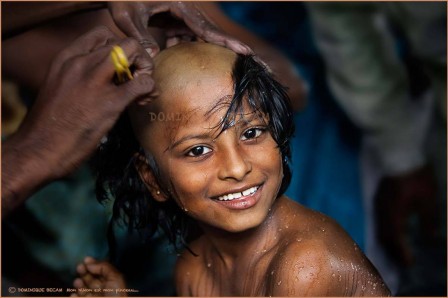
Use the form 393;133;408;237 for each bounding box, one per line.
166;158;211;198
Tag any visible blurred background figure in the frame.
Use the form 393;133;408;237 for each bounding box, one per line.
305;2;447;295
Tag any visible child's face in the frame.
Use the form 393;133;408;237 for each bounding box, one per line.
130;43;283;233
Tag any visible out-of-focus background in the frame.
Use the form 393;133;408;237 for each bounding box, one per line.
2;2;446;296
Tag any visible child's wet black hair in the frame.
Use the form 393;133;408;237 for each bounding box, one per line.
92;53;295;257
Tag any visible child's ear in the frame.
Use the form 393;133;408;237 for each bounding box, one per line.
134;153;168;202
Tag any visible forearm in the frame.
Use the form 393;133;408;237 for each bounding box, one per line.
2;1;105;38
1;132;57;217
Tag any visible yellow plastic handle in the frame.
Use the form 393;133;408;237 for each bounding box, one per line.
110;45;133;83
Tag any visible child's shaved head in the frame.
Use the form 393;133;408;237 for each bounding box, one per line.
130;42;237;143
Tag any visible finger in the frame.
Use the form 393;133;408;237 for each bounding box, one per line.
77;263;87;275
84;261;124;282
136;35;160;58
169;2;252;55
55;26;118;66
165;27;195;48
80;272;102;289
118;73;155;104
85;262;112;276
66;36;155;106
74;277;86;289
109;3;160;56
118;38;154;77
166;36;182;48
84;256;98;264
92;37;154;81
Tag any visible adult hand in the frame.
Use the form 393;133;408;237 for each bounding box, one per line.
107;1;252;56
374;165;438;267
2;26;155;216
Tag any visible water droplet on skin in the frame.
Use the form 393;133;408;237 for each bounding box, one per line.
277;281;282;286
361;285;366;291
207;263;211;268
321;228;325;232
262;249;267;253
297;238;302;242
338;275;342;282
271;270;275;275
285;225;289;229
332;273;336;277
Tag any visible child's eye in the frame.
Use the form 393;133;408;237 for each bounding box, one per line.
241;127;265;141
187;146;212;157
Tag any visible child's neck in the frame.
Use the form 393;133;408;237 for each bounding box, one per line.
199;196;286;269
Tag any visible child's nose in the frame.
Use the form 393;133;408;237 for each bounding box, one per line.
217;146;252;181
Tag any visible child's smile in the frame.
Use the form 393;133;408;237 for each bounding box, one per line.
212;184;261;208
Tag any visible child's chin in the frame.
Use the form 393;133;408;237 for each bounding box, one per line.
220;217;266;233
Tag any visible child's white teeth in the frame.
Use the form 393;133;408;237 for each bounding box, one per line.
217;186;259;201
242;188;252;196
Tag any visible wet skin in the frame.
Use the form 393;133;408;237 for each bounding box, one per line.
129;42;391;296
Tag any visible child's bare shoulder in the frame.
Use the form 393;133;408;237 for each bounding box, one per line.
268;198;390;296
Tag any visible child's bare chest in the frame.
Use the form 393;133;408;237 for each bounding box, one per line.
188;254;277;296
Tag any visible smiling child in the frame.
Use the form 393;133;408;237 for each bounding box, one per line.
74;42;390;296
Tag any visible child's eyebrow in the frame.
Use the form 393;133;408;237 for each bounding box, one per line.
169;132;214;150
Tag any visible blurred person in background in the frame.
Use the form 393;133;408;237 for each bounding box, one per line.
306;2;446;295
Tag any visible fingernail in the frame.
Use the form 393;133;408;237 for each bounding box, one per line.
146;48;153;57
